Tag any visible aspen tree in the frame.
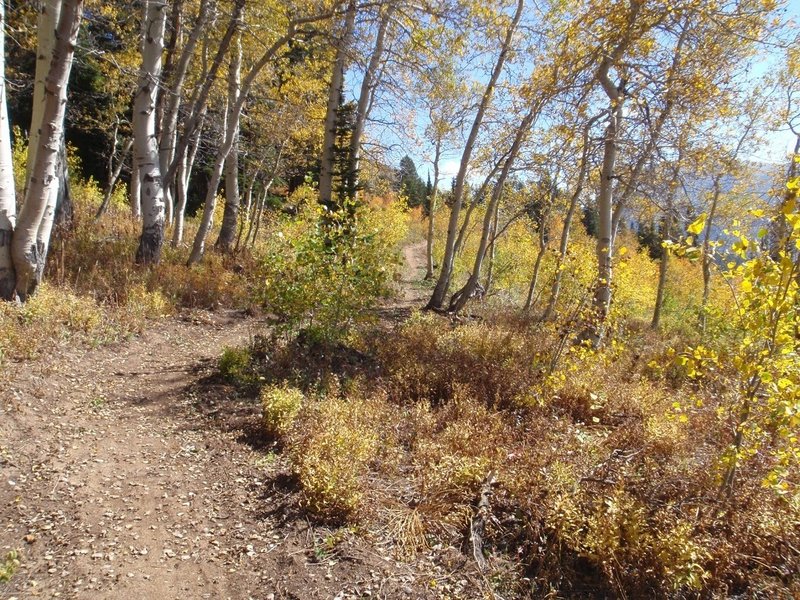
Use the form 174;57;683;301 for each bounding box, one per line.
215;29;243;251
0;0;15;300
133;0;168;265
318;0;357;215
189;11;333;264
344;1;396;202
427;0;524;311
159;0;212;219
11;0;84;298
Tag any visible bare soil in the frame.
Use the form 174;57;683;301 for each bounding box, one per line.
0;242;436;600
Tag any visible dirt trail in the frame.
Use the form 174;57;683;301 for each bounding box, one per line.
399;240;428;306
1;299;424;597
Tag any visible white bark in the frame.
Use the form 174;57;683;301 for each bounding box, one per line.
593;99;623;324
319;0;357;212
133;0;168;265
215;32;242;251
171;105;205;246
159;0;211;213
249;187;269;247
449;107;534;313
32;0;64;274
651;213;671;329
700;175;722;334
163;0;245;190
427;0;524;310
130;161;141;218
172;146;188;245
188;23;298;264
523;210;548;312
610;23;688;245
0;0;16;300
246;141;285;247
424;141;441;280
24;0;60;192
542;115;600;320
188;97;229;265
346;2;394;200
12;0;83;299
235;164;260;251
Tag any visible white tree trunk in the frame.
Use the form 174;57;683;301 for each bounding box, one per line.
424;141;441;280
134;0;168;265
449;107;533;313
523;215;548;312
651;214;671;329
249;187;270;247
172;106;205;247
163;0;245;190
542;115;600;321
159;0;211;215
187;23;297;264
130;162;142;219
245;141;284;247
318;0;357;212
172;146;189;246
188;97;229;265
427;0;524;310
592;100;623;325
164;126;175;225
24;0;60;192
11;0;83;300
700;175;722;334
346;2;394;200
235;165;260;251
215;32;242;251
0;0;16;300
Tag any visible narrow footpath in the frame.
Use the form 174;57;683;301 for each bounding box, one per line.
0;241;431;599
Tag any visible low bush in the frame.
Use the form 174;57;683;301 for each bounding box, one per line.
287;395;380;521
378;312;552;408
241;310;799;597
261;383;304;439
0;281;166;362
218;346;257;386
255;190;409;341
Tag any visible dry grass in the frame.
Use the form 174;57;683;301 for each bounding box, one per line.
249;309;800;598
1;188;259;363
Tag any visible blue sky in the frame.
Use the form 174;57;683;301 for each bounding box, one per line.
349;0;800;180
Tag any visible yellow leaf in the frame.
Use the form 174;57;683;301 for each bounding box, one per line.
687;213;707;236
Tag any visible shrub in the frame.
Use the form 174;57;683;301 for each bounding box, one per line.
0;550;20;583
256;190;409;341
218;346;256;385
378;312;549;408
261;383;304;439
0;282;140;362
287;396;379;521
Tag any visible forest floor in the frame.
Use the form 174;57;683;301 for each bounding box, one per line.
0;241;437;600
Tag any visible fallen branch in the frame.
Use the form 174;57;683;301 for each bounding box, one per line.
470;470;497;572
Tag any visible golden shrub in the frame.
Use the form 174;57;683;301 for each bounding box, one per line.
261;383;304;439
287;396;379;521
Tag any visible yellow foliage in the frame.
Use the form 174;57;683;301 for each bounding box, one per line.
261;383;304;439
287;396;380;520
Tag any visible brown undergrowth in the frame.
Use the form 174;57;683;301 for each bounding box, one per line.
231;311;799;599
1;191;259;363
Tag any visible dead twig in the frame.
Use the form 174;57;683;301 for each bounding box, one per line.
470;470;497;572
